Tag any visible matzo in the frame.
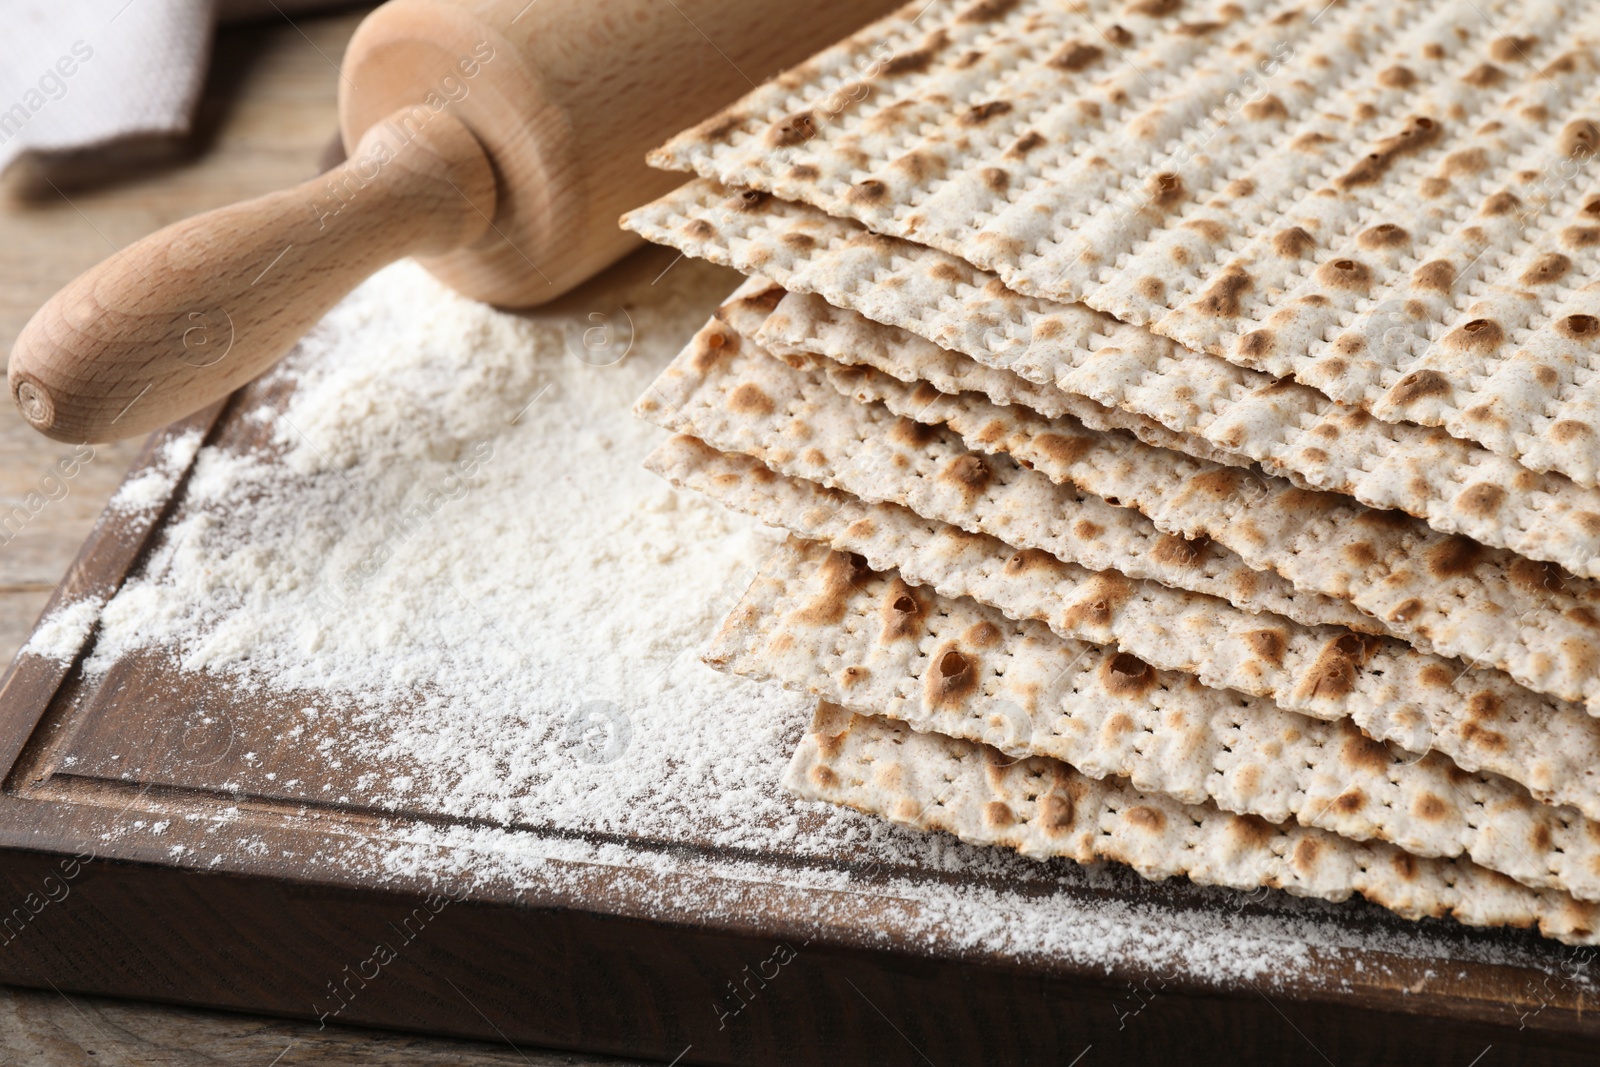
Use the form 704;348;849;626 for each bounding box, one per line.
717;275;1251;469
787;704;1600;946
638;309;1600;711
712;538;1600;901
636;316;1382;634
837;359;1600;712
647;0;1600;487
621;180;1600;583
650;434;1600;819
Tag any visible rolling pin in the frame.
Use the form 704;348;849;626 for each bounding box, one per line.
9;0;899;442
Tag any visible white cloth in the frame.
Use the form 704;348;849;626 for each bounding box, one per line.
0;0;354;174
0;0;214;171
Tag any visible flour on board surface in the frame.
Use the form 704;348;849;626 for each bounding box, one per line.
74;257;829;850
107;428;204;513
30;257;1588;988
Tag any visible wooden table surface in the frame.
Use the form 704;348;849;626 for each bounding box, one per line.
0;9;652;1063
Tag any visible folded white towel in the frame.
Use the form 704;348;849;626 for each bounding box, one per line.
1;0;354;175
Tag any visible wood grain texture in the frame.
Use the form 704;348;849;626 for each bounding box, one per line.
9;107;497;443
0;984;636;1067
337;0;905;307
10;0;907;444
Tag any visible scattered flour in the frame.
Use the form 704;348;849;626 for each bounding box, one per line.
83;258;825;850
107;428;205;512
22;595;105;662
61;258;1586;989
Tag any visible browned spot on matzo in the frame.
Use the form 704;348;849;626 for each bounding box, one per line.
1559;315;1600;340
1442;318;1505;354
1387;370;1453;407
1441;147;1491;177
767;112;815;147
1038;792;1075;834
1238;329;1274;359
1360;224;1411;250
962;100;1013;125
1481;190;1521;215
1101;651;1156;697
1336;116;1441;189
1195;265;1253;317
1061;572;1135;629
982;800;1016;828
927;645;980;707
1150;532;1211;568
881;580;926;642
1049;40;1104;71
796;551;870;626
1489;35;1538;62
728;382;774;415
1147;172;1185;211
1243;95;1288;121
1522;253;1573;285
1340;728;1391;773
1459;483;1507;517
1333;789;1366;814
1562;119;1600;158
941;453;992;498
1427;535;1486;578
1126;805;1166;832
849;179;889;204
1243;628;1287;667
1272;226;1315;258
1412;259;1457;292
1315;258;1372;291
1376;65;1416;88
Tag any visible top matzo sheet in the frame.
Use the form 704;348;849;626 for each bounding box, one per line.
650;0;1600;488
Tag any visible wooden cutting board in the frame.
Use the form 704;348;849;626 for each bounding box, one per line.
1;250;1599;1067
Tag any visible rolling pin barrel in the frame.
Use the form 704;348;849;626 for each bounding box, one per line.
9;0;898;443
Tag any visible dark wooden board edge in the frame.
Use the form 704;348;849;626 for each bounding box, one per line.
0;396;1596;1064
0;845;1593;1067
0;402;229;773
2;763;1592;1034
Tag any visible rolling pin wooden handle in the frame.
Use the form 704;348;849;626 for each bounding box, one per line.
8;107;496;443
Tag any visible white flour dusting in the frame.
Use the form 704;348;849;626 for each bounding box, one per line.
78;258;836;849
46;258;1585;989
22;595;105;662
107;428;204;513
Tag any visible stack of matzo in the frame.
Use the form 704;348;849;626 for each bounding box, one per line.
621;0;1600;944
